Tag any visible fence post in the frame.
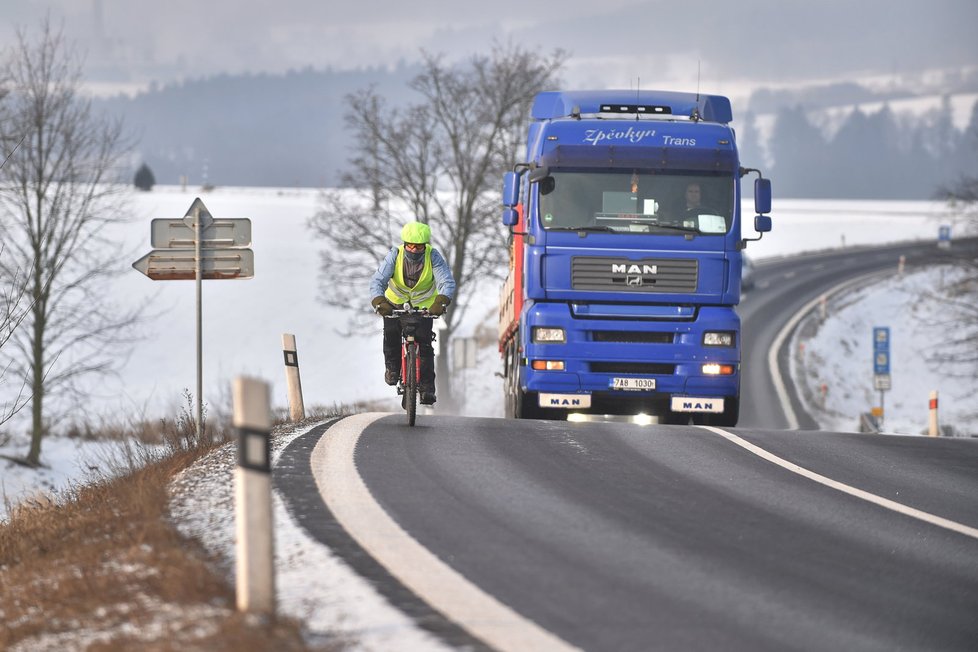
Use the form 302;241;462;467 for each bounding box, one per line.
928;390;940;437
233;376;275;614
282;333;305;421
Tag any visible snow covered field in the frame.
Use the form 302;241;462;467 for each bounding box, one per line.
1;187;972;518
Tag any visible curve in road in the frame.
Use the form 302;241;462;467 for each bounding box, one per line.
305;413;978;651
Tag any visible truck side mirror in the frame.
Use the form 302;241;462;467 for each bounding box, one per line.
754;214;772;233
502;171;520;207
754;178;772;215
502;208;519;226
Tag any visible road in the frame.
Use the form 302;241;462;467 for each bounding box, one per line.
283;414;978;651
738;238;978;429
276;239;978;651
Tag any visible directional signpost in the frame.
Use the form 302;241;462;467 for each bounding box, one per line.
133;198;254;441
873;326;891;430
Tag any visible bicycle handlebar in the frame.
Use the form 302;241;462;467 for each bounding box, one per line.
384;307;442;319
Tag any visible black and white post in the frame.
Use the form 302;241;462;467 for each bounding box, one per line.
282;333;305;421
234;376;275;614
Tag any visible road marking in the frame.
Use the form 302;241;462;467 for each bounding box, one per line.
699;425;978;541
312;413;581;652
768;269;891;429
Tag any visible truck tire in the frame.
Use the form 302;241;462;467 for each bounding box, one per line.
504;343;537;419
515;389;541;419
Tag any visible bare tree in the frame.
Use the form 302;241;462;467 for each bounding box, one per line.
0;20;139;466
0;246;33;437
310;44;562;407
918;173;978;389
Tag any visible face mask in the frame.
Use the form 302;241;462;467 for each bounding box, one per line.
404;246;425;262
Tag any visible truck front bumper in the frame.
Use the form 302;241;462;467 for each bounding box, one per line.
521;303;740;412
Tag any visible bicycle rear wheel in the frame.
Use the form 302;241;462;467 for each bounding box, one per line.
405;344;417;426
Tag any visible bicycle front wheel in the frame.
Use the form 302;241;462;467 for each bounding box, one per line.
405;344;417;426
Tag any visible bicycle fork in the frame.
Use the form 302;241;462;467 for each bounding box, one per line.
399;336;421;390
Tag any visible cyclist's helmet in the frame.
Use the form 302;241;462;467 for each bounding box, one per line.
401;221;431;245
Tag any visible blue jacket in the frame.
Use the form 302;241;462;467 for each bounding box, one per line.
369;246;456;300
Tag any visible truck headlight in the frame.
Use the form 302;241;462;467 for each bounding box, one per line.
702;363;736;375
703;331;735;347
531;360;565;371
533;327;566;343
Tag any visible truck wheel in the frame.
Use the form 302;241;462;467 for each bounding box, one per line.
515;389;541;419
504;344;521;419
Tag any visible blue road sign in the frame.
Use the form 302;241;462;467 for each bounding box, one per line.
873;327;890;375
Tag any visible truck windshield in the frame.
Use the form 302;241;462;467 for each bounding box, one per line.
537;170;734;235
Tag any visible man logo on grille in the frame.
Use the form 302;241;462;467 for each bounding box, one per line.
612;263;658;275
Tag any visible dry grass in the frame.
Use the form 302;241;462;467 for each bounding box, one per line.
0;442;329;651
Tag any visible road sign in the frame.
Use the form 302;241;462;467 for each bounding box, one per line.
132;197;255;446
938;224;951;249
132;248;255;280
873;326;891;393
873;351;890;375
151;217;252;249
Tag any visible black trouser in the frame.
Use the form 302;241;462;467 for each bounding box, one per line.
383;317;435;390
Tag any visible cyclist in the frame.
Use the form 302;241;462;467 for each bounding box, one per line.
369;221;456;405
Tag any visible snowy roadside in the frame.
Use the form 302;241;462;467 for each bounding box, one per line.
167;419;452;652
790;264;976;437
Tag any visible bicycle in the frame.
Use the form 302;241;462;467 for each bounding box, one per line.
386;306;440;426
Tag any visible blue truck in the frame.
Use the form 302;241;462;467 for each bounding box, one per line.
498;89;772;425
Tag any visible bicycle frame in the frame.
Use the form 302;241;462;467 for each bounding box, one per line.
386;306;440;426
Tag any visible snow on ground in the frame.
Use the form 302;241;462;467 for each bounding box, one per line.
791;264;975;437
168;420;452;651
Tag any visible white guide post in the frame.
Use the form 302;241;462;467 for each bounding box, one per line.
282;333;305;421
928;390;940;437
233;376;275;614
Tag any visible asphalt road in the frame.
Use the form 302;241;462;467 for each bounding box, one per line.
280;239;978;651
338;414;978;651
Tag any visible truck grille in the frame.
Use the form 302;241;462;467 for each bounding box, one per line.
590;362;676;374
572;257;698;293
591;331;674;343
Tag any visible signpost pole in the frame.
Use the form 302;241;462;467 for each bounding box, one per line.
879;390;884;431
133;198;254;443
195;204;204;443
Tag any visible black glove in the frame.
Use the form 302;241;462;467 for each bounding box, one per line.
428;294;451;316
372;296;394;317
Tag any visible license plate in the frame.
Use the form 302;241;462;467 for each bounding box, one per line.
611;377;656;391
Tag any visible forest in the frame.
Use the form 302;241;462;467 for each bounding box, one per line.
97;69;978;199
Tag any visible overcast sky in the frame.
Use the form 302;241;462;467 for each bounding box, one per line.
2;0;977;99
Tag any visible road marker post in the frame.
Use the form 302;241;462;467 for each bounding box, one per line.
928;390;939;437
282;333;306;421
233;376;275;614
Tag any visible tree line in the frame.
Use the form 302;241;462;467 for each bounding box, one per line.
739;97;978;199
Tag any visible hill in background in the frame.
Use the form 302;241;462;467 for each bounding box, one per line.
97;64;978;198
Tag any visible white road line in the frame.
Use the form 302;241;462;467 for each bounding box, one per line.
699;425;978;541
768;269;891;430
311;413;582;652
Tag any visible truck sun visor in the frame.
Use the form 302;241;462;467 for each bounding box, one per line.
540;145;737;172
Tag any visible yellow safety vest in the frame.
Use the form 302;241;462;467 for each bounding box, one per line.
384;246;437;308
